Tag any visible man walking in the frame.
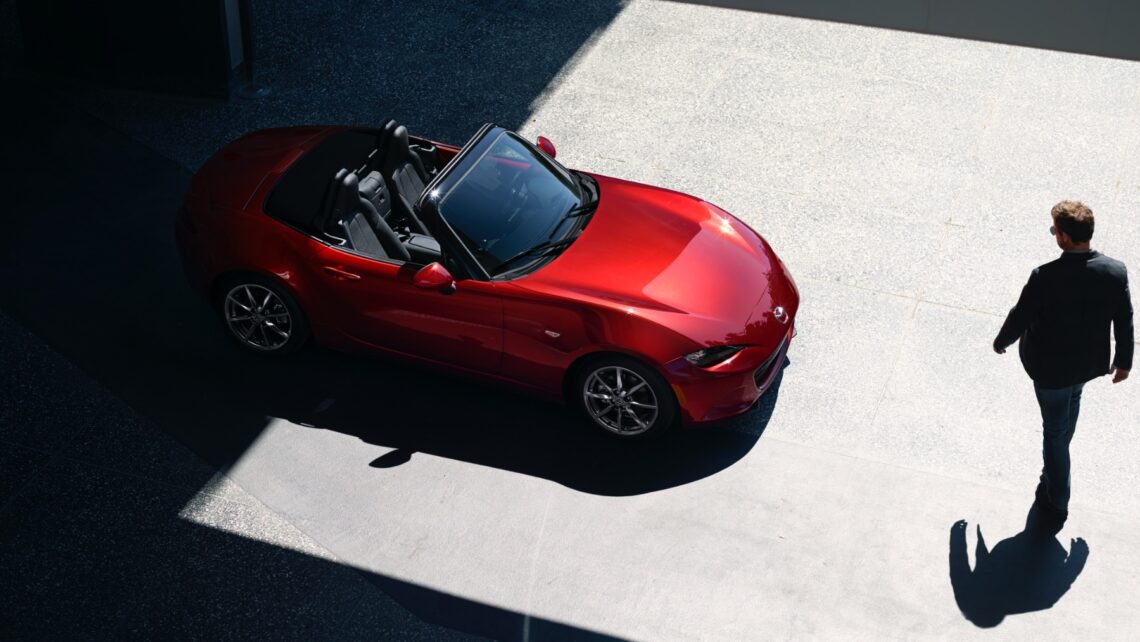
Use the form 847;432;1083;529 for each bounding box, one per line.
993;200;1133;518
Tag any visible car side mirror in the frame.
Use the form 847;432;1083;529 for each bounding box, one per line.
413;262;457;295
536;136;557;159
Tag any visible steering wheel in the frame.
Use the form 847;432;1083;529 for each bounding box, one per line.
501;169;530;223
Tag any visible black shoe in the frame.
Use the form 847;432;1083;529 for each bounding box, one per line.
1035;482;1069;518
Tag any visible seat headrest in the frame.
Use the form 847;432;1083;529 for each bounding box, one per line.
331;171;361;221
392;125;409;151
315;168;350;230
376;119;397;147
369;119;398;169
383;125;411;171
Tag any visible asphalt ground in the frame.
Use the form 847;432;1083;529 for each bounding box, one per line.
3;1;1139;639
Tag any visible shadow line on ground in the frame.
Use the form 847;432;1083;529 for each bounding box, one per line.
668;0;1140;61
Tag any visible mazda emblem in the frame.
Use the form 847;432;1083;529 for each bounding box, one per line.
773;306;788;324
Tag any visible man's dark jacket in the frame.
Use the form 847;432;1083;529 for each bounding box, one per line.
994;250;1133;389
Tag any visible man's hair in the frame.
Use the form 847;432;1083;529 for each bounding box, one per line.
1051;200;1094;243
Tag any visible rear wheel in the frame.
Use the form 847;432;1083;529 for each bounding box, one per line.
575;355;677;440
218;276;309;355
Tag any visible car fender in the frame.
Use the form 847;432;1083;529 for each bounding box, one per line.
498;284;695;397
208;213;342;340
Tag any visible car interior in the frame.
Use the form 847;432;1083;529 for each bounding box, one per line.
317;120;446;265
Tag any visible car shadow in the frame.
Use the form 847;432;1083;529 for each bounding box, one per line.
948;505;1089;628
0;82;784;498
221;346;785;497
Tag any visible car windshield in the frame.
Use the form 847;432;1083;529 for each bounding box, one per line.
437;132;587;276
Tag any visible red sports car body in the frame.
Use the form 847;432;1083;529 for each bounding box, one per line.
177;122;798;438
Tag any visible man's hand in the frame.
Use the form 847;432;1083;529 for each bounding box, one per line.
1112;367;1130;383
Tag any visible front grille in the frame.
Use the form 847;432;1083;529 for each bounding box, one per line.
753;333;789;387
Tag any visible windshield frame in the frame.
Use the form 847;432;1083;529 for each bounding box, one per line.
416;124;590;281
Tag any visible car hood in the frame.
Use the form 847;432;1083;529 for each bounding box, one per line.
517;174;783;346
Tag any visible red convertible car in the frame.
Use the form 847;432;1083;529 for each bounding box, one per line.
177;121;798;439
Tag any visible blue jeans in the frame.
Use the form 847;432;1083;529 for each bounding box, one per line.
1033;382;1084;509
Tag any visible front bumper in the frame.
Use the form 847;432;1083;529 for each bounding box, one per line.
666;325;794;424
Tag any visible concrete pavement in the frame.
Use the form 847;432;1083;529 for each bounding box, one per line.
3;0;1139;639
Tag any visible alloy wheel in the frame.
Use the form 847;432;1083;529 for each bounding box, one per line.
582;365;660;436
224;284;293;352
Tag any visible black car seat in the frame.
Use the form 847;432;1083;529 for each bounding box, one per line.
359;169;444;265
361;119;398;174
375;119;436;180
329;170;409;261
318;168;351;233
357;170;391;221
377;119;398;151
381;125;432;236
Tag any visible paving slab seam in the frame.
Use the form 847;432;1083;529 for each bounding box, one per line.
916;296;1013;320
864;62;995;96
865;297;922;430
520;488;555;641
797;274;986;314
760;433;1133;521
800;273;1139;340
860;26;889;76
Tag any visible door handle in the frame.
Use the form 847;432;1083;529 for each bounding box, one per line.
322;266;362;281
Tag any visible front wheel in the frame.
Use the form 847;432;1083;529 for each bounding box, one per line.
218;276;309;355
575;356;678;440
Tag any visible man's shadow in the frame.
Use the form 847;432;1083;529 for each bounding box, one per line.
949;505;1089;628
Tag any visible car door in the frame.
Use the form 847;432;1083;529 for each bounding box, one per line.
310;241;504;373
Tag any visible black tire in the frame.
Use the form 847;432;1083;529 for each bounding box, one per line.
216;274;310;355
574;355;678;440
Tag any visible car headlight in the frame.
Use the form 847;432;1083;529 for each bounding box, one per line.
684;345;746;368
